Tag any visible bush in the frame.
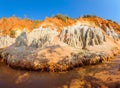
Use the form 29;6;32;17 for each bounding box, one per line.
54;14;69;22
83;14;97;18
32;21;37;29
107;19;112;22
113;21;119;26
32;20;41;29
10;30;16;37
107;19;119;25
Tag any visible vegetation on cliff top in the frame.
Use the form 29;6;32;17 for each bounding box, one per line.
53;14;69;22
0;14;119;35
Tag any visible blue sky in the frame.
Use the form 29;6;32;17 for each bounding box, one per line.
0;0;120;23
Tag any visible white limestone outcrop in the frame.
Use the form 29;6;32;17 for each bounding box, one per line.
0;35;15;48
59;22;106;48
15;28;58;48
99;24;119;40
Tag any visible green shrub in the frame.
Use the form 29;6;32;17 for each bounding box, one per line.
32;21;37;29
83;14;97;18
107;19;112;22
54;14;69;22
10;30;16;36
107;19;119;26
113;21;119;26
32;20;41;29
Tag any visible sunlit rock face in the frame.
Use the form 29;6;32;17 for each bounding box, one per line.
59;22;106;49
3;28;58;64
0;35;15;48
15;28;58;48
105;27;119;40
1;28;59;67
0;21;120;72
99;24;120;40
102;26;119;40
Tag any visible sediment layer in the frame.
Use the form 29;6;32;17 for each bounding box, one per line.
0;16;120;72
0;47;120;72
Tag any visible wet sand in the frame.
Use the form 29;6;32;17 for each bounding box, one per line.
0;56;120;88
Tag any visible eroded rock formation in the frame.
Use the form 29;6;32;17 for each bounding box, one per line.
0;16;120;72
15;28;58;48
59;22;106;49
0;35;15;48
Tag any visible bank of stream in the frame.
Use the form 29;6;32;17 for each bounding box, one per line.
0;56;120;88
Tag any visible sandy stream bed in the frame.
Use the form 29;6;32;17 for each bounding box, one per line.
0;55;120;88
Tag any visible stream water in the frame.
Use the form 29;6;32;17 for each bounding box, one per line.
0;56;120;88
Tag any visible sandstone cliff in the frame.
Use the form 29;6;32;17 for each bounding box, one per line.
0;15;120;72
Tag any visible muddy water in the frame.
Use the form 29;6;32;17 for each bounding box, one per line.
0;56;120;88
